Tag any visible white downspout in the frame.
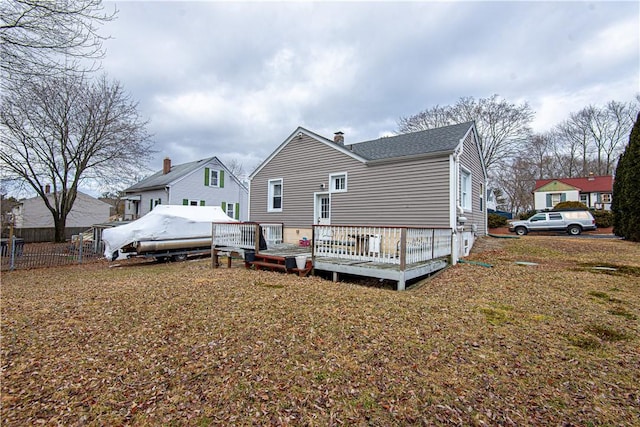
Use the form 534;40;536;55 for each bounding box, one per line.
450;149;461;265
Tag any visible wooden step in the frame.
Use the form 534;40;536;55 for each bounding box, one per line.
250;260;288;271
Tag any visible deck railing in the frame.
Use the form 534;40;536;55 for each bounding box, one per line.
312;225;452;267
211;222;283;250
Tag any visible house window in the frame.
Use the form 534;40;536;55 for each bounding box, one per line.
149;198;161;211
330;173;347;193
204;168;224;188
580;194;588;205
550;193;562;207
226;202;235;219
461;169;472;211
268;179;283;212
210;170;219;187
183;199;204;206
601;193;611;203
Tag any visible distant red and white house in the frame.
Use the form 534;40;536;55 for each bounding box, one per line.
533;175;613;211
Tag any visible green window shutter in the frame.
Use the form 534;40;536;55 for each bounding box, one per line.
221;201;226;212
150;199;153;211
200;200;205;206
560;193;566;202
546;194;552;207
204;168;210;186
235;203;240;220
183;199;188;205
220;170;224;188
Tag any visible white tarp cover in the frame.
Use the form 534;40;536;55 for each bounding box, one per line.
102;205;237;258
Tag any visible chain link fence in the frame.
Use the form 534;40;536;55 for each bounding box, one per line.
1;235;106;271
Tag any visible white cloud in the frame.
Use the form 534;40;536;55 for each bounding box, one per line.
94;0;638;171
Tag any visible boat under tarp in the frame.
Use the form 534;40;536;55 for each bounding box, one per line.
102;205;237;260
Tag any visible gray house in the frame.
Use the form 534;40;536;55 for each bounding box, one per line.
11;190;112;242
123;157;248;221
249;122;487;259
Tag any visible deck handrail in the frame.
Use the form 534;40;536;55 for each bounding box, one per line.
212;222;284;251
312;224;452;267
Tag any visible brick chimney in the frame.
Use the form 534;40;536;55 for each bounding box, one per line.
163;157;171;174
334;131;344;145
45;184;50;194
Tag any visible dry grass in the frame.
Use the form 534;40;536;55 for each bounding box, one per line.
2;236;639;426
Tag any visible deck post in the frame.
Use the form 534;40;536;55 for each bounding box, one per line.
333;271;339;282
397;276;406;291
254;223;260;253
399;228;407;271
211;223;217;269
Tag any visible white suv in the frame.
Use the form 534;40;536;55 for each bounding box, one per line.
509;210;597;236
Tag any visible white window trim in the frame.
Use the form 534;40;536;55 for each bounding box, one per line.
268;178;283;212
188;199;203;206
329;172;348;193
210;169;220;187
226;202;235;218
461;168;472;212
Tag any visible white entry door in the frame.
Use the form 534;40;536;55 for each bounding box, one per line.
315;193;330;225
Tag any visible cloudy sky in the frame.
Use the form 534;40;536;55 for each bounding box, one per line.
99;0;639;180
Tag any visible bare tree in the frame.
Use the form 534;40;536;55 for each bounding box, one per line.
0;0;115;88
493;157;536;215
398;94;534;172
224;158;245;179
0;73;153;241
553;101;636;177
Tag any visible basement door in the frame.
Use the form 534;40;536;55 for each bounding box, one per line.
315;193;330;225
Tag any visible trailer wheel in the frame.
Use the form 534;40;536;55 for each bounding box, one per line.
171;254;188;262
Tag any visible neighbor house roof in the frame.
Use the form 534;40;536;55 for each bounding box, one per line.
534;176;613;193
125;156;247;192
349;121;475;161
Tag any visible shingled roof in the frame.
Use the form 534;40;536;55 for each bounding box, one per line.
125;157;219;192
349;121;475;161
534;176;613;193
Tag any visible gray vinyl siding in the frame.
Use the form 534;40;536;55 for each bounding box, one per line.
460;130;487;235
16;192;111;228
251;134;451;227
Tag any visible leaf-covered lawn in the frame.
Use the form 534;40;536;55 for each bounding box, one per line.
2;236;639;426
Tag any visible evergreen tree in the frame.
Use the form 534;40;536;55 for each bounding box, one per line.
612;112;640;241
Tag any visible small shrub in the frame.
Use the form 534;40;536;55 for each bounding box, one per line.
553;201;588;210
591;209;613;228
488;213;508;228
518;209;537;220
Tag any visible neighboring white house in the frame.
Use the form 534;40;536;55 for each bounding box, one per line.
533;175;614;211
123;157;249;221
12;190;111;228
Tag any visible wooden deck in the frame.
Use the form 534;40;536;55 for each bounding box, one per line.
211;223;454;290
257;244;448;290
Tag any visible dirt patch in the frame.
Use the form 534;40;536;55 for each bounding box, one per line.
470;235;513;254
